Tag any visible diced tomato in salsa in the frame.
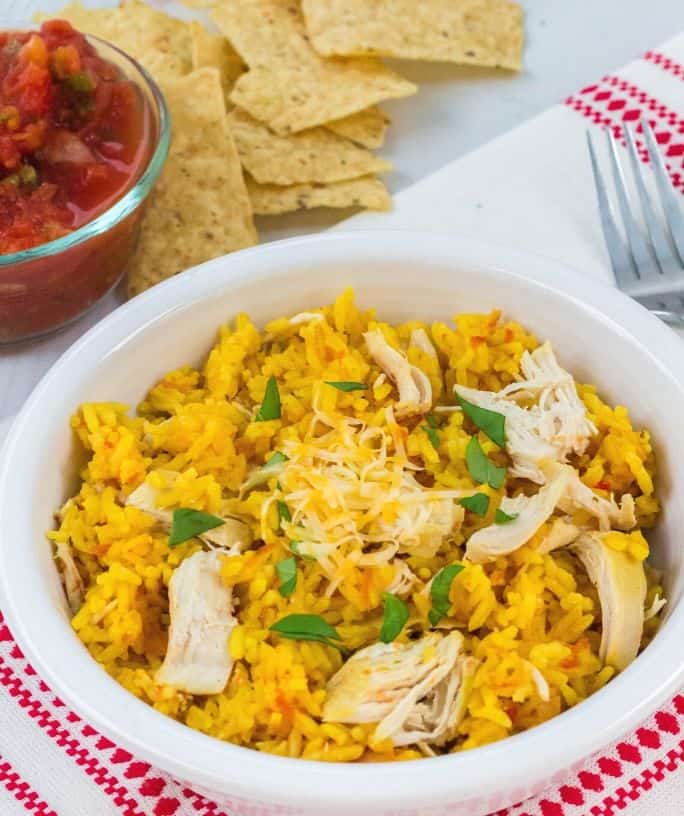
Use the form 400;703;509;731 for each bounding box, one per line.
0;20;150;254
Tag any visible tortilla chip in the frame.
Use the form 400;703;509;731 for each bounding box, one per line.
190;22;245;104
228;107;391;185
301;0;524;71
127;68;257;297
247;174;391;215
39;0;193;81
325;106;390;149
211;0;416;134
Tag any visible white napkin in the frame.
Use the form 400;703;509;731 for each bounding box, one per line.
1;31;684;816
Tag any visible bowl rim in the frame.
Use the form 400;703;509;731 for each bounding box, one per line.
1;230;684;810
0;32;170;267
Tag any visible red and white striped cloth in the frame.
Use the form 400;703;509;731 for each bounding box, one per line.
2;31;684;816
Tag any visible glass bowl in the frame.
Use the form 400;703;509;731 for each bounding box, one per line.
0;34;170;343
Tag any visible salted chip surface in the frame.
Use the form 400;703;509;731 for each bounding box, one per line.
325;106;390;149
211;0;416;134
228;108;391;185
40;0;193;80
190;21;245;102
247;174;391;215
127;68;257;297
301;0;524;71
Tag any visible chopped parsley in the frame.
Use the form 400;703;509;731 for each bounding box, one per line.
458;493;490;517
465;436;506;489
324;381;367;392
255;376;281;421
456;394;506;448
276;557;297;597
168;508;223;547
379;593;409;643
495;508;519;524
428;564;465;626
269;614;343;650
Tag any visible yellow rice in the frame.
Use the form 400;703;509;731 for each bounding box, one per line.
49;290;662;762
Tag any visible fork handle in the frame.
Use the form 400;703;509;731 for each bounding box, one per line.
652;310;684;328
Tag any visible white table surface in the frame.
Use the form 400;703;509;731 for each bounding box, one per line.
2;0;684;421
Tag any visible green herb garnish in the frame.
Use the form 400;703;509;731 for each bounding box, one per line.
242;451;288;493
426;414;440;429
276;557;297;597
266;451;288;466
269;613;343;650
456;394;506;448
324;381;367;392
465;436;506;489
168;508;223;547
290;541;315;561
277;500;292;527
422;424;440;450
255;376;281;422
428;564;465;626
458;493;490;517
379;593;409;643
495;508;519;524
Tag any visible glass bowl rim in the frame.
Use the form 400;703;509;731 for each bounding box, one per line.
0;31;170;267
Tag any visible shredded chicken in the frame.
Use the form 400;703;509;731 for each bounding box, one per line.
644;592;667;622
409;327;438;358
571;533;646;670
364;329;432;417
500;342;598;459
126;472;252;553
155;551;236;694
535;517;582;554
55;541;84;614
466;464;635;562
385;560;419;597
466;466;573;563
558;473;636;531
454;343;597;484
323;632;474;747
454;384;557;483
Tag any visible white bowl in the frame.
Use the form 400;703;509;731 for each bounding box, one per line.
1;231;683;816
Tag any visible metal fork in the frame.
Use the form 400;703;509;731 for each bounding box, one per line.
587;118;684;326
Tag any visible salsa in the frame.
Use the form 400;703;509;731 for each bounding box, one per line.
0;20;151;254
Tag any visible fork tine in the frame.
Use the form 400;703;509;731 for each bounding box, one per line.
623;125;680;275
605;127;656;277
641;118;684;265
586;130;635;287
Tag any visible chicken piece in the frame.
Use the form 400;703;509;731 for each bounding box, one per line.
409;327;438;358
500;342;597;459
126;471;252;552
323;632;472;747
155;551;236;694
454;384;557;484
571;532;646;670
454;345;596;484
466;466;573;563
535;517;582;554
54;541;84;614
644;592;667;621
386;560;418;597
559;472;636;531
365;329;432;417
